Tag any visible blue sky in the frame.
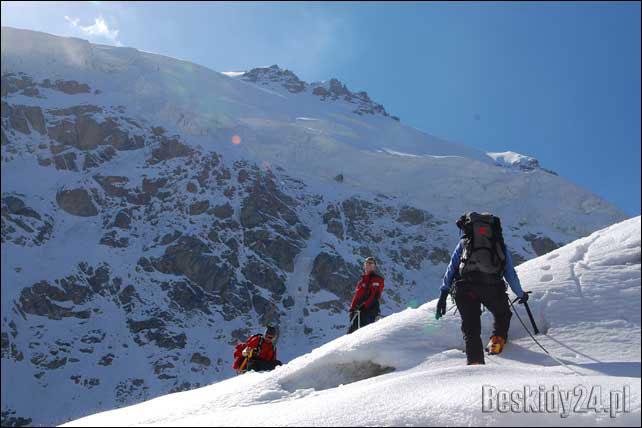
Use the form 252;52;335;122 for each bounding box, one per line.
2;1;640;215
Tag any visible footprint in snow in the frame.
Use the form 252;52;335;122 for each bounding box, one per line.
541;265;551;271
540;274;554;282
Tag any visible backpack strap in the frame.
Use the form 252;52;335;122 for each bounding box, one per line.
255;335;264;359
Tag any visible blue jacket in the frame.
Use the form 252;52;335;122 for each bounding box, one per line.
440;239;525;297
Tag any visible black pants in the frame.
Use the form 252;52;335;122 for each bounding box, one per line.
247;359;282;372
347;301;379;334
453;280;512;364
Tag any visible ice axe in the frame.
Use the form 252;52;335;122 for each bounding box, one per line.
511;292;539;335
237;348;254;374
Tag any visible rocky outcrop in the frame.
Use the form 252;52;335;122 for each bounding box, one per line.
112;209;132;229
242;65;306;93
240;171;300;229
323;203;344;240
242;257;286;296
211;203;233;219
99;230;129;248
1;195;53;246
524;233;560;256
238;65;397;120
5;104;46;135
17;264;119;320
309;251;360;302
397;206;431;225
56;188;98;217
149;137;192;164
189;200;209;216
244;229;302;273
311;78;394;119
190;352;211;367
41;78;91;94
47;108;144;153
151;236;236;301
127;317;187;350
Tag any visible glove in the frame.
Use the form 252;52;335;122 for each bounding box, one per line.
517;292;529;304
241;347;251;357
435;290;449;320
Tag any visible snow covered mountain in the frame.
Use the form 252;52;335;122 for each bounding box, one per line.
0;26;629;426
64;216;641;426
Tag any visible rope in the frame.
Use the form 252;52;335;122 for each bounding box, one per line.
509;298;585;377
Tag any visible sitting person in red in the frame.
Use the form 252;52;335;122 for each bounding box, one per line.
348;256;385;334
232;325;282;373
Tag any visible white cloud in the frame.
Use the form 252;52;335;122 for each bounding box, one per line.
65;15;121;46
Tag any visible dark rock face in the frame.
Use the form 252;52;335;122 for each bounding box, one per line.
149;137;192;164
127;317;187;350
2;72;40;97
17;264;119;320
242;257;286;296
151;236;235;297
56;188;98;217
397;206;430;225
1;409;32;427
189;200;209;216
190;352;211;367
7;104;46;135
244;229;302;273
523;233;559;256
212;203;233;219
238;65;397;119
242;65;306;93
166;281;211;314
41;78;91;95
46;108;143;153
113;210;132;229
309;251;360;302
100;230;129;248
1;322;24;363
3;196;41;220
323;204;344;240
240;171;299;229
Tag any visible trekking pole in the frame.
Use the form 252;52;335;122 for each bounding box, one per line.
350;310;360;326
357;310;361;329
508;298;584;377
511;292;539;334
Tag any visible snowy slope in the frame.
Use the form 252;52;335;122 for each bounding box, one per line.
65;217;641;426
1;26;622;230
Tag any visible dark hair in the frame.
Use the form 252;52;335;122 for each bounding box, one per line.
265;325;278;338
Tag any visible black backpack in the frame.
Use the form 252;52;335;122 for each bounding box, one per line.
456;212;506;281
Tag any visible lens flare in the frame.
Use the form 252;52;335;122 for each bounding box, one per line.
232;135;241;145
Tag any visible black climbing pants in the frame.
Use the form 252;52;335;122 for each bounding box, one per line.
246;359;282;372
453;280;512;364
347;301;380;334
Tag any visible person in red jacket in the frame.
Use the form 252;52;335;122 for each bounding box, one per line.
348;256;385;334
232;325;282;373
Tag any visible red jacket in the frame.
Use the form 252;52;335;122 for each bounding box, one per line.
349;272;385;311
234;334;277;362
